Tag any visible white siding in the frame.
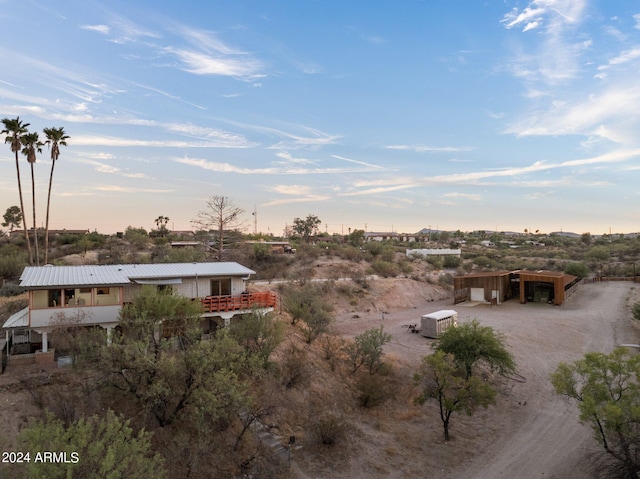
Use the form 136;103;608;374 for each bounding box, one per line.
30;305;121;328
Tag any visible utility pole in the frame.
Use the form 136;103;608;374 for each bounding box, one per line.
252;206;257;235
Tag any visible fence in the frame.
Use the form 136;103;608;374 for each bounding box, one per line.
201;292;278;313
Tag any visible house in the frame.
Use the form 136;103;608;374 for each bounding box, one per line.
1;262;276;366
365;232;399;242
406;248;462;258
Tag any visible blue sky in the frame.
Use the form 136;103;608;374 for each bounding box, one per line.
1;0;639;236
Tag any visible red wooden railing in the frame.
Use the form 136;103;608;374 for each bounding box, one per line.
200;291;277;313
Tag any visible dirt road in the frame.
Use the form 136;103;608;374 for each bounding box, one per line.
333;281;638;479
452;281;637;479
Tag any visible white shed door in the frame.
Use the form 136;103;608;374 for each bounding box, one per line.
470;288;484;302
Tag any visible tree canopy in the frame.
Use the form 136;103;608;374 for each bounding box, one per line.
17;410;165;479
292;214;321;243
435;319;515;379
551;347;640;479
415;350;496;441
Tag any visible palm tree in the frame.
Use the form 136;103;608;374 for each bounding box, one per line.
21;132;44;265
1;117;33;264
43;127;69;264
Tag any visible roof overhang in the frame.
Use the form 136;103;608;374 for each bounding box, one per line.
2;307;29;329
133;278;183;285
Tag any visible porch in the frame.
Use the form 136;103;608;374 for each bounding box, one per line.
200;291;277;314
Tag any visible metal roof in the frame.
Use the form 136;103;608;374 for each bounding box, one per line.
19;262;256;288
2;307;29;329
20;265;131;288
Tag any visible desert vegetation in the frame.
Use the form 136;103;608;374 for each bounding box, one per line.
2;219;640;477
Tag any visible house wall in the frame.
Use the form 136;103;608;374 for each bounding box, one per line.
29;305;121;328
454;275;511;303
123;277;246;302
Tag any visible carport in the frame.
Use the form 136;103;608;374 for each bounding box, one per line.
516;270;578;306
454;270;579;306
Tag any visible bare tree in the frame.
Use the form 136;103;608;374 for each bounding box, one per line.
192;196;245;261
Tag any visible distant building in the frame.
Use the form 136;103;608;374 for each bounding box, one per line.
406;248;461;258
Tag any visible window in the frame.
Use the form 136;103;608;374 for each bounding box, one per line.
210;279;231;296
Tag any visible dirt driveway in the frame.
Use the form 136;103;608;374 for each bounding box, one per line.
333;281;639;479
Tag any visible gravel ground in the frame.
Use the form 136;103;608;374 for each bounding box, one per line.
332;281;639;479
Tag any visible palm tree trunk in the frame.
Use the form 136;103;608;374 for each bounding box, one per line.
44;159;55;264
30;162;39;266
15;151;33;264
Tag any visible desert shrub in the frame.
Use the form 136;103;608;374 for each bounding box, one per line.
0;282;22;297
165;247;206;263
278;344;308;388
564;262;589;278
294;243;320;264
586;245;610;261
397;259;414;275
633;303;640;322
443;255;461;268
438;273;454;286
356;374;393;408
352;270;369;288
339;245;364;262
0;247;27;280
472;255;494;269
320;335;345;371
364;241;385;257
371;260;398;278
426;255;444;269
315;414;347;445
124;226;150;250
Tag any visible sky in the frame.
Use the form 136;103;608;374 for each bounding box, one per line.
1;0;639;236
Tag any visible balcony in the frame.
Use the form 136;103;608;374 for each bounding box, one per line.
200;291;277;314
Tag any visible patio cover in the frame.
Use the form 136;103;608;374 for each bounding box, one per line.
2;306;29;329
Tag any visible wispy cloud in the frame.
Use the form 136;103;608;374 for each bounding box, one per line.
93;185;173;193
81;24;110;35
174;155;384;175
332;155;385;169
443;192;482;201
501;0;589;84
504;86;640;142
262;184;331;206
162;26;264;80
163;47;264;79
597;47;640;75
340;148;640;196
501;0;584;32
386;144;475;153
85;15;161;44
72;135;250;148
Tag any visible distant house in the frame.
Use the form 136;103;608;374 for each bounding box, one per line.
406;248;461;258
2;262;276;367
245;240;294;254
365;232;397;242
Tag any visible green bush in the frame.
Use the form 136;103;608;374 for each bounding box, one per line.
633;302;640;322
564;262;589;278
443;255;461;268
371;260;398;278
356;374;392;408
0;247;28;280
0;282;22;297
